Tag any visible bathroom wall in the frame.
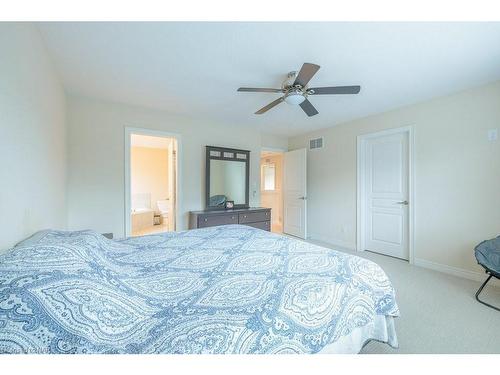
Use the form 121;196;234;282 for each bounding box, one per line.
0;23;67;251
130;146;169;212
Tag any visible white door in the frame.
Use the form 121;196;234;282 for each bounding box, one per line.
284;148;307;238
363;132;409;259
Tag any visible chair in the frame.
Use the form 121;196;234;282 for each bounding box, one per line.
474;235;500;311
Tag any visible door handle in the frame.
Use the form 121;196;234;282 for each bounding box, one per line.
396;200;409;205
298;196;307;200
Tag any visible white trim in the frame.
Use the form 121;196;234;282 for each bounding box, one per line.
124;127;182;237
414;258;500;288
356;125;415;264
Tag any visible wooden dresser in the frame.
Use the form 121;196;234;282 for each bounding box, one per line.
189;208;271;231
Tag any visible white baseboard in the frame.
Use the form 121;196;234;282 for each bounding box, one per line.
306;232;356;252
414;258;500;288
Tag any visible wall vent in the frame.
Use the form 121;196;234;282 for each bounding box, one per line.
309;137;324;150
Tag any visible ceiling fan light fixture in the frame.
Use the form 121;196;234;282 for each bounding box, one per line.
284;92;306;105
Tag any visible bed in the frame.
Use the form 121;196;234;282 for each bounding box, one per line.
0;224;399;354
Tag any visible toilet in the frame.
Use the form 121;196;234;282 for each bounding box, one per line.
156;199;169;224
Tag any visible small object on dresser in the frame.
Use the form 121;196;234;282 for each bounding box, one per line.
102;233;113;239
225;200;234;209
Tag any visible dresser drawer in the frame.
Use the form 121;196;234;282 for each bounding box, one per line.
238;210;270;224
245;221;271;231
198;213;238;228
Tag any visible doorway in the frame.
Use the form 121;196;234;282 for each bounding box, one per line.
357;126;414;261
125;129;179;237
260;150;284;234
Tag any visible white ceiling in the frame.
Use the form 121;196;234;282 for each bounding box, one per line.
38;22;500;136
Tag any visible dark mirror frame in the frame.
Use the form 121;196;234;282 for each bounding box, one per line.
205;146;250;210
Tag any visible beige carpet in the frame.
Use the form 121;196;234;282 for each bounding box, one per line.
310;240;500;354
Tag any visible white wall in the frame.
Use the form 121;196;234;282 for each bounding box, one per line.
261;133;288;151
289;80;500;275
67;94;287;237
0;23;67;251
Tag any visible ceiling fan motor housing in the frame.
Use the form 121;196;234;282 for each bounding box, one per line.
282;71;299;89
282;71;307;105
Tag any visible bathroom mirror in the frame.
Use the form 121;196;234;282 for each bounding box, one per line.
206;146;250;209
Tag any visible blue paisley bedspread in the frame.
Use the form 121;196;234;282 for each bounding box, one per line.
0;225;399;354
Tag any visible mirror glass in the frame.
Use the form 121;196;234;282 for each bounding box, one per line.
209;159;246;207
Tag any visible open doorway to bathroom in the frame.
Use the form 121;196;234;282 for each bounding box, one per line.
125;130;178;237
260;150;284;234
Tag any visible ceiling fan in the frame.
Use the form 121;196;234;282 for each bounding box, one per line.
237;63;361;117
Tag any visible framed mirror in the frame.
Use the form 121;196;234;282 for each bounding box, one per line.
206;146;250;210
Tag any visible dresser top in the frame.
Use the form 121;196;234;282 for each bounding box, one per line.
190;207;270;215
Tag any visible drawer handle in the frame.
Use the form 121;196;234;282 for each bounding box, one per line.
231;216;235;219
244;215;247;218
265;212;269;216
204;218;208;222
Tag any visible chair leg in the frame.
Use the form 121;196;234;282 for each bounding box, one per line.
475;275;500;312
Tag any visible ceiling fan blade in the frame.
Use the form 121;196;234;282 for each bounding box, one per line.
255;97;284;114
293;63;320;87
299;99;319;117
238;87;284;93
308;86;361;95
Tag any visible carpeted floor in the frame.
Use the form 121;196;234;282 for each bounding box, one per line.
310;240;500;354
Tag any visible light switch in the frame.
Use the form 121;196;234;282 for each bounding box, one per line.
487;128;498;141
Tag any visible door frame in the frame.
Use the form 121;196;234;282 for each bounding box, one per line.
356;125;415;264
124;127;182;237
